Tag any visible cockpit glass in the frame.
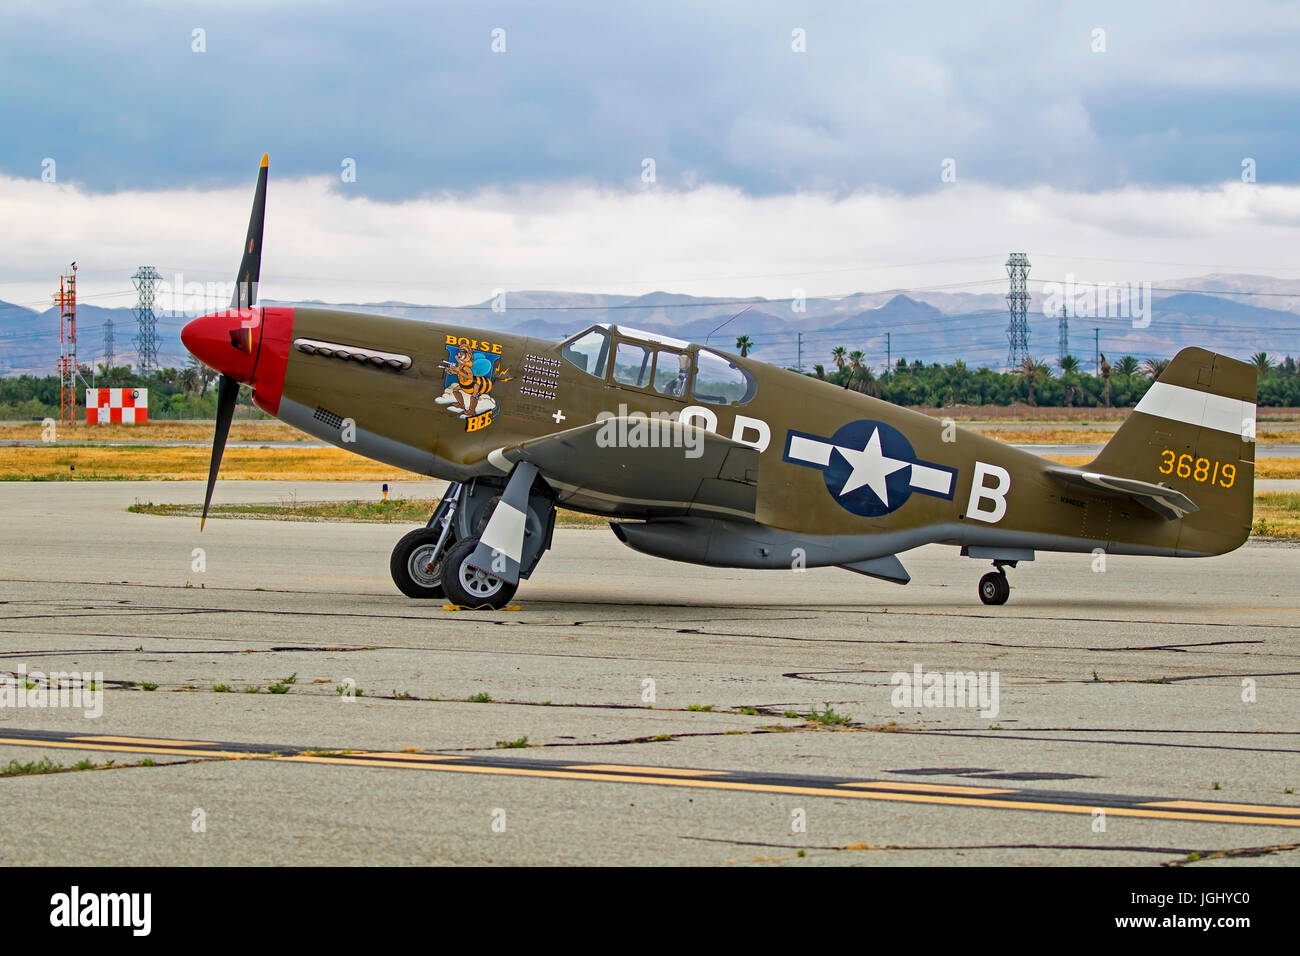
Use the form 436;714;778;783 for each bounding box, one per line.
613;342;652;387
654;349;690;397
561;328;611;378
691;349;756;405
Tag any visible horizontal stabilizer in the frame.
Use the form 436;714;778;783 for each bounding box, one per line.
1046;466;1198;520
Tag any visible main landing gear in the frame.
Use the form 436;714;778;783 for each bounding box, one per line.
977;561;1014;606
389;475;555;610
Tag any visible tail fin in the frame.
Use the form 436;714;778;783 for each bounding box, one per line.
1088;347;1257;555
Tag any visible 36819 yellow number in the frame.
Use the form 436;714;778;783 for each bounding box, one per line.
1158;449;1235;488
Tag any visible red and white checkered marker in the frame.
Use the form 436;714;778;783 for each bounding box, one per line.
85;388;149;424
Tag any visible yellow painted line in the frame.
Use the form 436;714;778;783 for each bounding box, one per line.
277;754;1300;827
279;755;481;770
566;764;726;777
840;781;1016;796
0;737;252;759
1143;799;1300;816
73;735;213;747
6;734;1298;828
347;751;464;762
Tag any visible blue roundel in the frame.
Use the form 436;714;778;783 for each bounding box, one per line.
821;419;918;518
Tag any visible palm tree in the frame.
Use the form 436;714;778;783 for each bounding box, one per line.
847;350;865;391
1059;355;1080;406
188;356;217;396
1016;356;1052;407
1251;351;1274;375
735;335;754;358
1116;355;1139;378
1141;357;1169;380
813;364;826;381
1099;353;1112;408
831;346;847;373
179;366;200;396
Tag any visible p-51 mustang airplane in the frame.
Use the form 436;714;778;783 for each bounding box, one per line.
182;156;1258;609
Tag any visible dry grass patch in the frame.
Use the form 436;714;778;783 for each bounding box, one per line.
0;445;419;481
1253;492;1300;539
0;420;312;443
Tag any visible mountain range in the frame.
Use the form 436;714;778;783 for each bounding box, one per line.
4;273;1299;376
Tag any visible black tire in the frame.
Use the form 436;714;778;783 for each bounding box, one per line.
390;528;454;599
473;495;502;536
978;571;1009;606
440;536;519;610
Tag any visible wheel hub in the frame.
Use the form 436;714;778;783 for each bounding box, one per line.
408;544;443;587
460;560;504;598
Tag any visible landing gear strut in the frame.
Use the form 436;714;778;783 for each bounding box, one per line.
977;561;1014;606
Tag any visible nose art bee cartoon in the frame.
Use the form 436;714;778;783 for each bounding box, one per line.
436;343;512;427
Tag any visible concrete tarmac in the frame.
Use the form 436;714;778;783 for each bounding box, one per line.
0;480;1297;866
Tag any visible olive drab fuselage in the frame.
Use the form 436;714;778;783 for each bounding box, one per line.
269;307;1255;561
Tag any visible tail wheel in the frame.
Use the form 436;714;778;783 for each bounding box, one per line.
978;571;1010;606
440;537;519;610
390;528;454;599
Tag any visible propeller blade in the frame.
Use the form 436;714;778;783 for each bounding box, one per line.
200;153;268;530
231;153;270;310
201;373;239;531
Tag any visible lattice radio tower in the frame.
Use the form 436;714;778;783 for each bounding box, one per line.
132;265;161;373
1005;252;1030;368
52;262;78;425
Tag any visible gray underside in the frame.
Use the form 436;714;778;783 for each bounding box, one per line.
610;516;1206;571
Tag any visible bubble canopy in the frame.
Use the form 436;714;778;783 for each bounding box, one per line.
560;324;756;405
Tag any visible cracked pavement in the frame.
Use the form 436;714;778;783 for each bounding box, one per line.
1;480;1297;866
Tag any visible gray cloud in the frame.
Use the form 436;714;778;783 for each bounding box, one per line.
2;0;1298;199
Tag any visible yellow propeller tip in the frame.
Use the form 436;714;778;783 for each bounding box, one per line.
260;153;269;168
200;517;207;532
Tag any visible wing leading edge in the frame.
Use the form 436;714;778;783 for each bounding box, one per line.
487;417;759;521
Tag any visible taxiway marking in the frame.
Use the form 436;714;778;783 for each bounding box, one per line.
2;729;1297;828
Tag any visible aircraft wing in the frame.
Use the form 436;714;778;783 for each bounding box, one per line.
488;417;759;520
1045;466;1199;520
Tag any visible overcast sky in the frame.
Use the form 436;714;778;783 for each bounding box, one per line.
3;0;1300;310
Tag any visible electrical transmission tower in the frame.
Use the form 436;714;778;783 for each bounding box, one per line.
1005;252;1030;368
103;317;116;369
132;265;161;373
1058;305;1068;366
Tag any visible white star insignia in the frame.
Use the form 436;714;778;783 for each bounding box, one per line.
834;427;909;504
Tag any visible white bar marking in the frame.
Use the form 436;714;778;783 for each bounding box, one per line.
909;462;953;495
788;435;832;467
479;503;526;562
1135;382;1255;440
